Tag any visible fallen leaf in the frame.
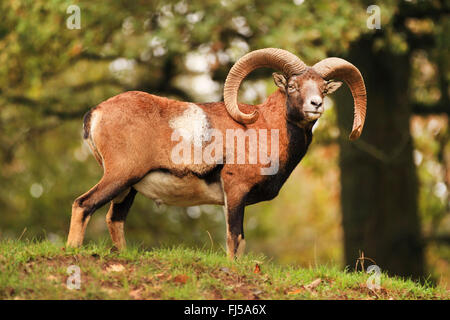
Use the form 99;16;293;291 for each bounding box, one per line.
5;287;15;296
70;43;83;57
129;288;143;299
106;264;125;273
155;272;172;281
262;274;271;283
252;290;262;299
46;275;58;282
305;278;322;291
173;274;188;285
368;290;380;299
110;246;119;253
287;287;304;295
219;267;230;274
156;272;166;279
253;263;261;274
101;288;117;295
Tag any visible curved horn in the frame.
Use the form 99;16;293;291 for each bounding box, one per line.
312;58;367;140
224;48;307;124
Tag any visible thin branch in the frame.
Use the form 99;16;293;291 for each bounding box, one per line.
395;0;450;27
69;79;124;92
412;103;450;116
424;235;450;245
79;52;148;66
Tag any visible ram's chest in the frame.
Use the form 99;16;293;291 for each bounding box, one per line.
245;123;312;205
133;171;224;206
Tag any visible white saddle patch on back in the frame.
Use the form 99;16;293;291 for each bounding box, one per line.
169;103;211;147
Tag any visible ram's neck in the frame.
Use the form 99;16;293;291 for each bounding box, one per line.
259;88;314;169
243;90;314;205
258;89;288;127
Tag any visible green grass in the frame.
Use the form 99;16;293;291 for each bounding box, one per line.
0;239;447;300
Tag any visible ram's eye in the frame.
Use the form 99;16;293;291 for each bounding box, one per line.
288;84;296;91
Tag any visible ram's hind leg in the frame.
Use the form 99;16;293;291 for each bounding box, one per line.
106;188;137;250
67;174;136;248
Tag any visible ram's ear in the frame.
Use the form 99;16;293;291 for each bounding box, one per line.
273;72;287;93
324;80;343;95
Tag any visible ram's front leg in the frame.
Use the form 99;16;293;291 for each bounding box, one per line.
223;199;246;260
221;177;248;260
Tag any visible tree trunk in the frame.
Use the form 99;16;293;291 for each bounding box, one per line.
334;36;425;279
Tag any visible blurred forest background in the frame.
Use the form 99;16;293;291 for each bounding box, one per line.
0;0;448;286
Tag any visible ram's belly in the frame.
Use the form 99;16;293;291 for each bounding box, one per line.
133;171;224;206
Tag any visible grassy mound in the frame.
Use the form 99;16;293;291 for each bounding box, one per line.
0;240;447;300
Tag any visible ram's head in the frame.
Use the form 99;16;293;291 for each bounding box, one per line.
223;48;367;140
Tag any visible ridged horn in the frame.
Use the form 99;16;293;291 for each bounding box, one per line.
224;48;307;124
312;57;367;140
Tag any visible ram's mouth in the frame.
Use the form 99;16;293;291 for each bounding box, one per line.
304;111;322;120
305;111;321;114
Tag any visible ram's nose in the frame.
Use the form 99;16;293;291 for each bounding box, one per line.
309;96;323;109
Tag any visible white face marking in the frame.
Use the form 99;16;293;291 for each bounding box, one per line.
169;103;211;147
303;80;322;103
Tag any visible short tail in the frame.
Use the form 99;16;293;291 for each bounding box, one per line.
83;109;93;139
83;108;103;167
